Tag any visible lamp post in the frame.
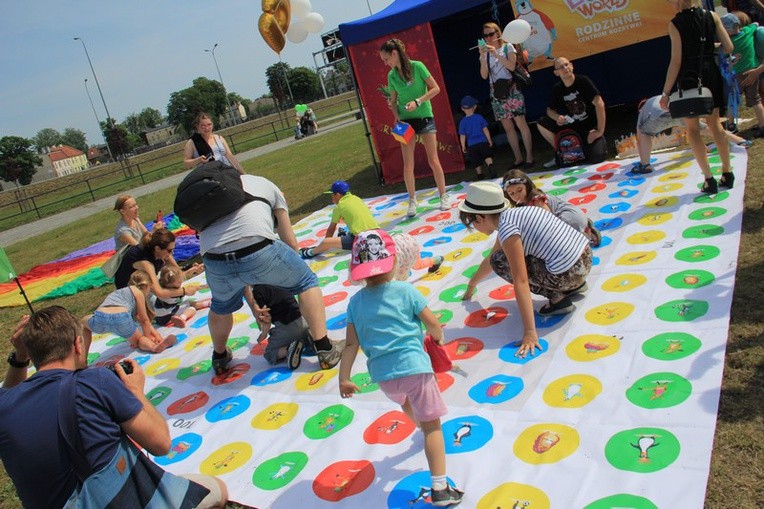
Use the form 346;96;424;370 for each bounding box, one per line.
84;78;114;162
365;0;373;15
205;43;237;126
73;37;115;131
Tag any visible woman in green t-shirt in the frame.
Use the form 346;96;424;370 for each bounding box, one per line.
379;39;448;217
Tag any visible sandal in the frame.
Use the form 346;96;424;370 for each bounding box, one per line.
719;172;735;189
631;163;654;175
538;296;574;316
701;177;718;195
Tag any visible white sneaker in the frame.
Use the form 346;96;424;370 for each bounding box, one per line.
439;194;449;211
406;199;418;217
543;158;557;168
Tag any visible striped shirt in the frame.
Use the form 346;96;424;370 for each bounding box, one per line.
497;206;589;274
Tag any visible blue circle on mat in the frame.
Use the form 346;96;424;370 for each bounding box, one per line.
423;236;452;247
596;218;623;230
593;256;600;266
134;355;150;365
594;237;612;249
610;188;639;199
443;415;493;454
205;395;250;422
375;202;397;211
619;177;646;187
387;472;458;509
327;313;347;330
469;375;524;404
172;333;189;346
534;313;565;329
155;433;203;466
251;367;292;386
498;338;549;364
190;316;208;328
443;223;466;233
599;202;631;214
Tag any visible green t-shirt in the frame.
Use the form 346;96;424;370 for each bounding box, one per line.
331;193;379;235
387;60;434;120
732;24;758;74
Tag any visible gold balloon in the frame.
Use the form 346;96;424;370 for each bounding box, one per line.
259;0;290;54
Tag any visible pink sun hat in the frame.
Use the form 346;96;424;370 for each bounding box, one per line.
350;229;397;281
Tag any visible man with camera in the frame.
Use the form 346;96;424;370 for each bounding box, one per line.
0;306;228;508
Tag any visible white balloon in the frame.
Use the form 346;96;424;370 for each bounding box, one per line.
291;0;312;19
503;19;532;44
302;12;325;33
287;20;309;43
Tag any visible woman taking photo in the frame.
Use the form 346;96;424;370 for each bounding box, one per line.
183;112;245;173
660;0;734;194
379;39;448;217
479;21;534;169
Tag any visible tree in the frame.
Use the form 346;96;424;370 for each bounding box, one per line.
138;107;163;129
265;62;292;105
100;119;141;156
123;113;143;136
0;136;42;186
167;77;227;133
60;128;88;153
33;128;61;150
288;67;322;103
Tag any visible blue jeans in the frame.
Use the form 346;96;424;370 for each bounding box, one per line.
88;310;138;339
204;240;318;314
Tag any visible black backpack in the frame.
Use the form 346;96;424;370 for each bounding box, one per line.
174;161;268;231
554;129;587;168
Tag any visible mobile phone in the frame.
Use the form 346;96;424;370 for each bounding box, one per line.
206;153;215;161
106;360;133;376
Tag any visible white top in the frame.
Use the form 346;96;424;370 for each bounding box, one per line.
192;134;232;167
482;43;515;81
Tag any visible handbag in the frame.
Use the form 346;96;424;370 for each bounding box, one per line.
512;64;532;89
492;78;512;101
58;371;210;508
101;245;129;279
424;334;452;373
669;35;715;119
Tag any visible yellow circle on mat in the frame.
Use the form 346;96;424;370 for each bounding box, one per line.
637;212;673;225
184;334;212;352
144;358;180;377
601;274;647;292
477;482;550;509
445;247;472;262
462;232;489;243
422;265;451;281
513;423;579;464
232;312;250;325
584;302;635;326
543;374;602;408
645;196;679;208
566;334;622;361
308;260;330;272
626;230;666;245
415;286;431;297
664;159;692;169
652;183;683;193
294;370;337;391
251;403;299;430
200;442;252;476
658;171;688;181
616;251;657;266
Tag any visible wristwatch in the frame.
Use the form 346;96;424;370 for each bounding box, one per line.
7;351;30;368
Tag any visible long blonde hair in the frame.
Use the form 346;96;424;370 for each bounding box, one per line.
129;269;156;321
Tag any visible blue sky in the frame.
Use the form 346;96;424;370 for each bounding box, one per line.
0;0;393;145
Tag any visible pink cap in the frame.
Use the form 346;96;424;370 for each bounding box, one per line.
350;229;396;281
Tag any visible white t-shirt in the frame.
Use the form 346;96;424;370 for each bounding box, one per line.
482;43;515;81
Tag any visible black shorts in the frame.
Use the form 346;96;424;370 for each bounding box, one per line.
406;117;437;134
467;142;493;168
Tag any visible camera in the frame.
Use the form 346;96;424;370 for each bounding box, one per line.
205;153;215;161
106;360;133;376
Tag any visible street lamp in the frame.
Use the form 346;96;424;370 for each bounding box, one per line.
84;78;114;162
365;0;373;15
73;37;115;131
204;43;237;126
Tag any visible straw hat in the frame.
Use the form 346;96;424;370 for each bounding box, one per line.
458;182;510;214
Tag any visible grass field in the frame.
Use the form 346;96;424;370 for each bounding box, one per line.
0;112;761;508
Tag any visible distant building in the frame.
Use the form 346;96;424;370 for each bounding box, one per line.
143;124;184;147
48;145;88;177
87;145;110;166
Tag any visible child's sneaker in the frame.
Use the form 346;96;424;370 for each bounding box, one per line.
286;339;304;370
439;194;449;211
430;485;464;507
407;199;418;217
211;347;233;375
631;163;654;175
299;247;316;259
428;256;444;273
317;339;345;369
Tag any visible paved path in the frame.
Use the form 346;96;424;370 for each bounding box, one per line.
0;115;361;248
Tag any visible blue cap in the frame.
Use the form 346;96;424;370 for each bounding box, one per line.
461;95;478;108
325;180;350;194
721;13;740;31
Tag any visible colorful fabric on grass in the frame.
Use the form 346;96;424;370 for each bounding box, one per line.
0;213;200;308
85;146;746;509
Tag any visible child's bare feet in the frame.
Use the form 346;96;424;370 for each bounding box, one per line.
153;334;177;353
169;315;187;327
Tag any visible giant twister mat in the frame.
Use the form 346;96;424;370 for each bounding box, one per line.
83;145;746;509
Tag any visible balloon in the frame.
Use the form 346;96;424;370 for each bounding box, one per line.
258;0;291;54
295;104;308;115
287;20;309;43
291;0;311;19
302;12;325;33
503;19;531;44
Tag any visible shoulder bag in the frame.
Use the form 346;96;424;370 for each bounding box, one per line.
669;36;714;119
511;44;533;89
101;245;130;279
488;46;512;101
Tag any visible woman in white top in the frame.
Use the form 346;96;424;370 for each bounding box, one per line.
459;182;591;358
183;112;245;173
479;21;534;168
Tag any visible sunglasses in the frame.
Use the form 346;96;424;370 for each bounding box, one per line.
482;30;498;37
503;177;527;188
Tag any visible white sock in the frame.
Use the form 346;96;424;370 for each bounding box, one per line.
431;474;447;491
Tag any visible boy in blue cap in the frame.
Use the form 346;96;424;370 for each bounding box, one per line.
299;180;380;259
458;95;495;179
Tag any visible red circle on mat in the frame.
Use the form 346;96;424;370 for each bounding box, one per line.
409;225;435;235
588;172;613;181
250;341;266;356
569;194;596;206
596;162;620;171
363;410;415;445
167;391;209;416
313;460;375;501
427;212;451;222
435;371;455;392
445;337;484;360
578;182;606;193
324;291;348;307
298;239;316;248
464;306;508;328
211;363;250;386
488;284;515;301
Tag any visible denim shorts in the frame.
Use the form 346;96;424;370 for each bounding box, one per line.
406;117;436;134
88;310;138;339
204;240;318;315
378;373;447;423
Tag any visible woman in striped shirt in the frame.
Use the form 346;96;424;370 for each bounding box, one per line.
458;182;592;358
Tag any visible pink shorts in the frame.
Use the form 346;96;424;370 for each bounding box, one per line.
378;373;447;423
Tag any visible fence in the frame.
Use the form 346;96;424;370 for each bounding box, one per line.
0;94;361;231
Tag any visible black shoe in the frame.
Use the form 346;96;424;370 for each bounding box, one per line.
485;164;496;179
719;172;735;189
286;339;304;370
211;347;233;375
564;282;588;296
701;177;718;195
430;485;464;507
539;296;574;315
631;163;654;175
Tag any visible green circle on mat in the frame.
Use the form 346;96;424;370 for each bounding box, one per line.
462;265;479;279
398;216;418;226
252;451;308;490
440;285;468;303
564;168;586;175
350;372;379;394
642;332;701;361
294;229;312;237
547;188;567;197
605;427;679;473
146;386;172;406
227;335;250;351
682;224;724;239
482;248;493;257
177;360;212;380
674;244;720;263
584;494;658;509
626;372;692;409
553;176;578;187
708;154;733;164
665;269;715;289
432;308;454;325
87;352;100;364
688;207;726;220
334;260;349;271
303;404;354;439
450;183;465;192
106;336;126;346
318;275;338;287
198;286;211;294
693;191;729;204
654;299;709;322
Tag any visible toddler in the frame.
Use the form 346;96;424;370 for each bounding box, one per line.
153;265;210;327
458;95;495;180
